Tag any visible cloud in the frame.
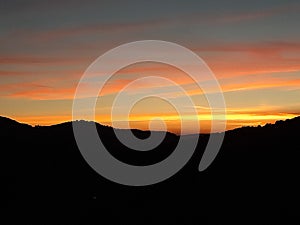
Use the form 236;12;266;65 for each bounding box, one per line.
193;41;300;55
191;41;300;78
1;18;167;44
186;2;300;25
0;55;89;65
8;86;75;100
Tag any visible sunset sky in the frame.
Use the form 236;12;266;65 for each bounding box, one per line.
1;0;300;134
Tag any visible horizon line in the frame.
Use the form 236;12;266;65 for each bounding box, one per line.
1;114;299;136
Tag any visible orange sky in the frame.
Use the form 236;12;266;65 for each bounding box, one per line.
1;1;300;134
2;61;299;134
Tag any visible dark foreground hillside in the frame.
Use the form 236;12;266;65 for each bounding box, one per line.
0;116;300;224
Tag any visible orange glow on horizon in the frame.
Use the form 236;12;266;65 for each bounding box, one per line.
9;111;298;135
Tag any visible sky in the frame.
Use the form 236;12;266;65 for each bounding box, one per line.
1;0;300;134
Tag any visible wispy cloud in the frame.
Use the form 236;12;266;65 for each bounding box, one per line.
170;1;300;27
0;55;89;65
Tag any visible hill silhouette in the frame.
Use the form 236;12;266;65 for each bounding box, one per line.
0;115;300;224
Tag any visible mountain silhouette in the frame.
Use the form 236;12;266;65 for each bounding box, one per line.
1;115;299;224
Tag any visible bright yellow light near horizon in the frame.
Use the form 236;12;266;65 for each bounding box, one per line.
13;112;297;127
223;113;297;121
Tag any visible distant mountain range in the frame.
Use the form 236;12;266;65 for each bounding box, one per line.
1;115;300;225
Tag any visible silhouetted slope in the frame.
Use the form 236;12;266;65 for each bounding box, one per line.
0;116;31;131
0;116;300;224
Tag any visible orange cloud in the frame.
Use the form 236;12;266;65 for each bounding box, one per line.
192;41;300;78
9;86;76;100
194;41;300;55
0;70;34;76
0;55;89;65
